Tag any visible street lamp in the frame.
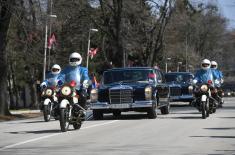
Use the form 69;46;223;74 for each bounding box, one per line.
165;57;171;73
177;61;182;72
86;28;98;69
43;14;57;81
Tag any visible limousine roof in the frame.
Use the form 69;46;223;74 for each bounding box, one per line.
106;67;156;71
165;72;193;75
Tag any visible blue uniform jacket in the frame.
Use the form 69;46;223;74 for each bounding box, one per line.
43;73;60;87
58;66;90;90
211;68;223;80
194;69;215;85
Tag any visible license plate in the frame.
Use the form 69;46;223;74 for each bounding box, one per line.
110;104;130;109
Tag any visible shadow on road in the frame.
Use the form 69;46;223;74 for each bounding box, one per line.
170;104;190;107
219;106;235;110
22;120;47;123
204;127;235;130
170;112;199;114
218;117;235;119
158;116;202;119
6;129;61;134
190;135;235;139
87;114;149;121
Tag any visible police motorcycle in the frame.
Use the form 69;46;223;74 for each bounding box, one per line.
212;79;224;108
189;80;217;119
57;80;87;132
41;86;60;122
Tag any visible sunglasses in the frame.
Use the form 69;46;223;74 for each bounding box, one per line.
211;65;217;68
70;58;80;62
202;64;210;67
52;68;60;72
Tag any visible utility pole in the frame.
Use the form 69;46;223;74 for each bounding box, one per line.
185;35;188;72
48;0;53;70
42;0;56;81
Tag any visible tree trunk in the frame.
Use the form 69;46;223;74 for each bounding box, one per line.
0;0;15;115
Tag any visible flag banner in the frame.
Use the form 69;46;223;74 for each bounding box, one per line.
48;33;56;49
89;48;98;59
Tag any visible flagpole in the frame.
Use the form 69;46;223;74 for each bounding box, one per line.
86;29;91;69
43;24;48;81
86;28;98;69
42;13;56;81
48;0;53;70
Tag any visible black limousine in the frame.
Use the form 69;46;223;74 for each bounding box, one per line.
90;67;170;119
165;72;194;103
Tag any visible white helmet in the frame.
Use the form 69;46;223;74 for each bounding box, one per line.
211;61;218;69
201;59;211;70
51;64;61;75
69;52;82;66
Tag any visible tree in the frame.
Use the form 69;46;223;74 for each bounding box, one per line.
0;0;15;115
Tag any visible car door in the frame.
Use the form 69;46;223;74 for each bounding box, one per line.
155;70;169;106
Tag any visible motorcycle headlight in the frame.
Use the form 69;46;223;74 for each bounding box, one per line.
45;88;53;96
145;86;152;100
90;89;98;102
61;86;72;96
200;85;208;92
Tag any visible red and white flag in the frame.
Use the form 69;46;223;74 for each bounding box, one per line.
89;48;99;59
48;33;56;49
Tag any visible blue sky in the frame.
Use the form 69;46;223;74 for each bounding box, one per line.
192;0;235;29
217;0;235;29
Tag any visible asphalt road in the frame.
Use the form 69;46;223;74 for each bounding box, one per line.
0;98;235;155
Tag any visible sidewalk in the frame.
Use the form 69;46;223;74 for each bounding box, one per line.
10;109;41;115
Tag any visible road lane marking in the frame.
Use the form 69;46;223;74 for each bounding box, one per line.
81;120;119;129
0;120;119;151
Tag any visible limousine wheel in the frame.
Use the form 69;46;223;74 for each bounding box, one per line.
147;106;157;119
93;110;103;120
160;104;170;115
113;110;121;117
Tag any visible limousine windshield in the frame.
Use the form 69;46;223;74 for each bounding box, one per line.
103;69;155;84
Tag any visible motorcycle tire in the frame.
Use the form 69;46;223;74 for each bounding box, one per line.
43;104;51;122
73;122;82;130
60;107;70;132
201;101;206;119
206;99;210;117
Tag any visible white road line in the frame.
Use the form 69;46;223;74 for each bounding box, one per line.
0;120;119;151
81;120;119;130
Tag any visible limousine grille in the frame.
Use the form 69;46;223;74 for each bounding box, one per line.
109;89;133;104
170;87;181;96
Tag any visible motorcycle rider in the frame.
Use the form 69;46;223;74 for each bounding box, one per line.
211;61;224;106
192;59;217;109
193;59;215;85
40;64;61;111
211;61;224;85
40;64;61;89
58;52;90;110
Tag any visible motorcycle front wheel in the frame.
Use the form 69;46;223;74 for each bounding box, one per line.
206;98;210;117
201;101;206;119
60;106;70;132
43;104;52;122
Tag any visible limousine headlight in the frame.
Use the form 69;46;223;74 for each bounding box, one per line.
145;86;152;100
90;89;98;102
188;86;193;92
